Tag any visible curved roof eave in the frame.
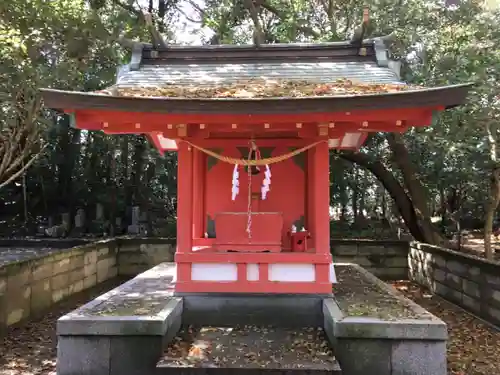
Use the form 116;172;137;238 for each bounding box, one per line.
40;83;473;115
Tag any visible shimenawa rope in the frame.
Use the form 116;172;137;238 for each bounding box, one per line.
181;140;326;166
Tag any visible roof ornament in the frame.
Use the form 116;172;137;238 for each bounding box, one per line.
113;11;167;71
372;34;402;79
350;7;369;55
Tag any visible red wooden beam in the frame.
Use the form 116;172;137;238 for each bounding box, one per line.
68;106;443;131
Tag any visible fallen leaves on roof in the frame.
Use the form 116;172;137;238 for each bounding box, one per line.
98;78;422;99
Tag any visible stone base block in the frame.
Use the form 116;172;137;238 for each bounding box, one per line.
323;298;447;375
333;338;446;375
56;263;182;375
180;293;331;327
57;335;165;375
156;367;341;375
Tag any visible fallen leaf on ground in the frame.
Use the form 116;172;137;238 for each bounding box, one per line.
392;281;500;375
0;278;125;375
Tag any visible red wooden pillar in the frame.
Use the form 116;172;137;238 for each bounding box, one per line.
314;141;330;254
307;142;330;254
177;142;193;253
306;141;332;289
192;148;205;238
306;148;316;250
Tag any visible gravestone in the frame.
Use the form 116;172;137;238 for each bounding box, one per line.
127;206;141;234
132;206;140;224
139;211;149;235
89;203;107;234
61;213;70;230
96;203;104;221
73;209;86;235
45;213;69;238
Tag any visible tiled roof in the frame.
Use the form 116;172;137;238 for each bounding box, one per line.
39;40;472;115
114;60;402;89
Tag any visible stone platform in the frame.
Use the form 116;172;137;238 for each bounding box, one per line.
326;264;447;375
56;262;446;375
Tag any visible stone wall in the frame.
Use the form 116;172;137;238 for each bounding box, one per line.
409;242;500;326
117;238;405;279
116;237;175;276
0;240;118;334
0;237;177;334
331;239;409;280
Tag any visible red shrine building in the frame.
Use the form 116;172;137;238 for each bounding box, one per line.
41;38;471;295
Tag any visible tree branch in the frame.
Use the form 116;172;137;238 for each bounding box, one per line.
176;5;203;24
143;11;168;49
0;144;47;190
185;0;205;16
336;150;426;241
109;0;142;16
244;0;265;46
106;0;166;49
350;7;369;46
207;1;247;45
256;0;320;39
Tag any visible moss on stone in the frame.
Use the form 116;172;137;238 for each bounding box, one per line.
335;264;431;320
82;296;168;316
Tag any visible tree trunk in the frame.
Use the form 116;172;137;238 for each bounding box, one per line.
382;189;387;218
22;162;28;225
338;151;449;246
130;136;146;206
338;159;349;221
352;168;359;219
157;0;166;33
386;133;445;245
484;166;500;259
109;139;118;236
484;122;500;259
121;136;131;207
359;171;366;219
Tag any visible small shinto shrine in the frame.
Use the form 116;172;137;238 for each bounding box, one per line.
41;37;470;295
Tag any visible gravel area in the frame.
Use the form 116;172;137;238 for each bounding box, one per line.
392;281;500;375
0;278;126;375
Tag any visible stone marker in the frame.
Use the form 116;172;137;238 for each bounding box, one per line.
74;209;86;234
61;213;70;230
96;203;104;221
127;206;140;234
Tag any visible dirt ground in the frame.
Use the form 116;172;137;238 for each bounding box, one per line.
392;281;500;375
0;278;125;375
450;232;500;260
159;325;338;370
1;279;499;375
